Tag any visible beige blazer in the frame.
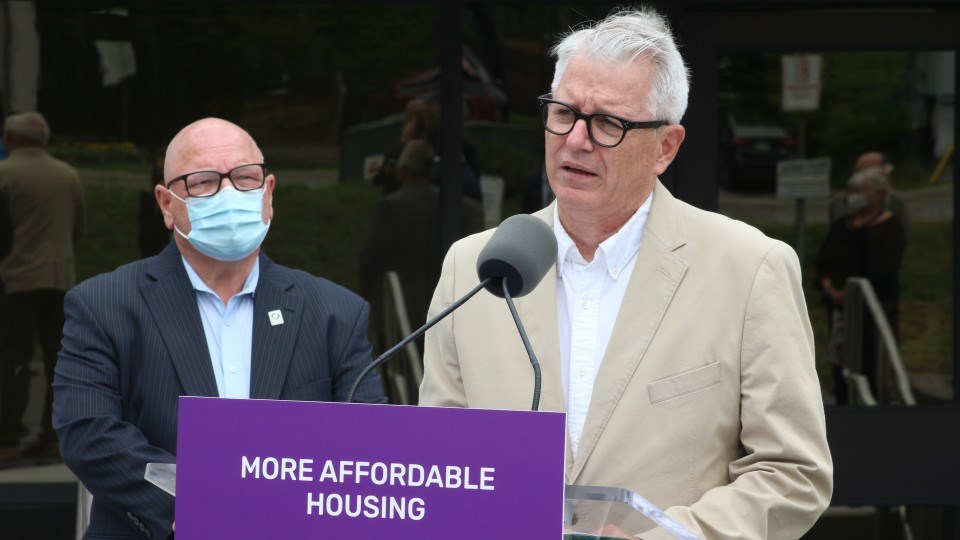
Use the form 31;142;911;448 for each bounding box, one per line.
0;147;85;293
420;181;832;539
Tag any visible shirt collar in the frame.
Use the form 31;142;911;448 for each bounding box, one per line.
553;193;653;279
181;256;260;299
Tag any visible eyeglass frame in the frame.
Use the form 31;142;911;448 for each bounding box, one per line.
165;163;268;198
536;94;668;148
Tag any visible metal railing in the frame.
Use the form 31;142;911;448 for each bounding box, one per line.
837;277;915;540
380;271;423;405
842;277;916;407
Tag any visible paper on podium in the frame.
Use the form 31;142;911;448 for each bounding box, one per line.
145;463;177;497
563;485;699;540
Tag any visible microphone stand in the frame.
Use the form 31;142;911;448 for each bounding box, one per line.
501;276;542;411
346;277;492;403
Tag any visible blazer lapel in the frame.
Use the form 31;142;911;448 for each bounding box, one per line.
569;182;689;482
140;244;219;397
249;256;304;400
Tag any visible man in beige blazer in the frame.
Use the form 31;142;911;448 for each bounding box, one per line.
419;7;832;539
0;112;85;457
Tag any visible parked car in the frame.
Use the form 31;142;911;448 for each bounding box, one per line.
382;47;508;122
719;114;797;192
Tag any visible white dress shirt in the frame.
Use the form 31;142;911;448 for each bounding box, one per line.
183;257;259;399
555;195;652;455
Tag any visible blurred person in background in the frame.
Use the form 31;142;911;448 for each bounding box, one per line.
0;111;85;459
817;165;907;403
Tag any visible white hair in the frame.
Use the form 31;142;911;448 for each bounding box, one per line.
3;112;50;145
550;7;689;125
848;165;891;192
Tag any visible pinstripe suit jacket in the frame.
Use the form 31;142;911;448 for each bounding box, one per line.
53;243;386;540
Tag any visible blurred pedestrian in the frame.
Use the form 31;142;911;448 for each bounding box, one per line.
828;151;909;239
373;98;483;204
817;165;906;403
359;140;484;383
0;112;85;457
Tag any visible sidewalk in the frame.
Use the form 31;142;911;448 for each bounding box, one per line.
718;183;953;225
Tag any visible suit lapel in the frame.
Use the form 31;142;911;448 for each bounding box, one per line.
569;182;689;482
249;256;304;399
140;244;219;397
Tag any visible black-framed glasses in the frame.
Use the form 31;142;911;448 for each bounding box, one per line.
537;94;667;148
165;163;267;198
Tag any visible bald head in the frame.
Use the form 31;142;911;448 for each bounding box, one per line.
164;118;264;182
854;152;887;171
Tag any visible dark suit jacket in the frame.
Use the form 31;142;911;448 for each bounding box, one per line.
53;244;386;540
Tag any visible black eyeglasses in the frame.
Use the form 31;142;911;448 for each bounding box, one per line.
165;163;267;198
537;94;667;148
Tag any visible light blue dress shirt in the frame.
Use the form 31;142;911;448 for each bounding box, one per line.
182;257;259;398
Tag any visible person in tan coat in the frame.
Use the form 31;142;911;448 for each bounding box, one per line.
419;7;832;539
0;112;85;456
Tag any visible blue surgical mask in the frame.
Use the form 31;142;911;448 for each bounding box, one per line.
170;187;270;261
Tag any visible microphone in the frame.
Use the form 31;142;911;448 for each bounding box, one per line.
346;214;557;408
477;214;557;411
477;214;558;298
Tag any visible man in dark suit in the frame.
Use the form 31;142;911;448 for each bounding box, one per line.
53;118;386;540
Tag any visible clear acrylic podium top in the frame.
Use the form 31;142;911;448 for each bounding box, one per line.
563;484;699;540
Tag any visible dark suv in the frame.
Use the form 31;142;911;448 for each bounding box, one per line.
719;114;798;192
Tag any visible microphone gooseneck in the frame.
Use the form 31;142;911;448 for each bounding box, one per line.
475;215;554;411
347;214;556;407
502;276;542;411
346;277;492;404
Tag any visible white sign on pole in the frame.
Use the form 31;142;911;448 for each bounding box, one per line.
777;157;831;199
782;54;822;112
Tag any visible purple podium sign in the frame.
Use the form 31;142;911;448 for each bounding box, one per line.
176;397;566;539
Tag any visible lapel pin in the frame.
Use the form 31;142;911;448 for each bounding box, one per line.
268;310;284;326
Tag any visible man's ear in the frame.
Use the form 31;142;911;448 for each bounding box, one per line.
654;124;686;176
155;185;176;231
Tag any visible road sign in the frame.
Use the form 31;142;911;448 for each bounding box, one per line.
777;157;831;199
782;55;822;112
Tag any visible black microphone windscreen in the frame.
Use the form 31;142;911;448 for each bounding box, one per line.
476;214;557;298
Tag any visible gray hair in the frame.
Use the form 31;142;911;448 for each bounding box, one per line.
397;140;435;180
550;7;689;125
3;112;50;145
848;165;891;192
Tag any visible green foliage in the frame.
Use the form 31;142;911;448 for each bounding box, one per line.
75;186;143;281
262;182;381;293
719;52;930;189
49;141;145;167
813;53;915;186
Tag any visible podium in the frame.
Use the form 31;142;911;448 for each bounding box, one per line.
162;397;696;539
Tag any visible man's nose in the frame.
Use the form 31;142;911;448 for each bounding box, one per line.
565;118;594;150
